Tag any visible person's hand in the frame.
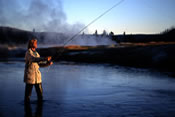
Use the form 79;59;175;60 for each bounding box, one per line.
46;56;52;61
48;61;53;66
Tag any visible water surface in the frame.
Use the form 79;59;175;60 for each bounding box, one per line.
0;61;175;117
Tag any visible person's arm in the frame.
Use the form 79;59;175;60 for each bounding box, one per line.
38;61;53;67
25;49;47;63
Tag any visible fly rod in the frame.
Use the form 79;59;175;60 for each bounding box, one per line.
47;0;125;71
63;0;124;47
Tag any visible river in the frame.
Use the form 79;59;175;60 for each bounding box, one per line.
0;61;175;117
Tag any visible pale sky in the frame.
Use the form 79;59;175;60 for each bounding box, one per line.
0;0;175;34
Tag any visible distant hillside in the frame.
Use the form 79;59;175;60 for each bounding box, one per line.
0;26;68;45
0;26;32;44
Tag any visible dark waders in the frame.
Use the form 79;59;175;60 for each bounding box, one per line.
25;83;43;102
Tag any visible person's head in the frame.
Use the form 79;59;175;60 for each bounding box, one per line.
28;38;37;49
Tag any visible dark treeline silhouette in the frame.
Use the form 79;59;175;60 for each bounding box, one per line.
111;28;175;43
1;26;175;45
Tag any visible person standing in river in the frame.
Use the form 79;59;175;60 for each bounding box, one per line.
24;38;53;103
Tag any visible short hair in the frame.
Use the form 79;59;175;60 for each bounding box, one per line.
27;38;37;49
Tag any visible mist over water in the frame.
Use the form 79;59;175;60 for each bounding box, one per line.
66;35;117;46
39;34;117;47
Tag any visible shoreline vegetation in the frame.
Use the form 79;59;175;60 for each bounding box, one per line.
0;26;175;73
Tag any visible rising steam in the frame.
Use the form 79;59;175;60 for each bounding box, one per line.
0;0;85;33
0;0;116;46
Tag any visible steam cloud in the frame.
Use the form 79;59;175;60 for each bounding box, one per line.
0;0;116;46
0;0;85;34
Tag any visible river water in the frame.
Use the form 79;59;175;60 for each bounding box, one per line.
0;61;175;117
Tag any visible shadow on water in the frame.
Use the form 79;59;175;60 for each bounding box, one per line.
24;101;43;117
22;99;62;117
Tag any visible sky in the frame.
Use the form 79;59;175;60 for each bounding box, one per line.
0;0;175;34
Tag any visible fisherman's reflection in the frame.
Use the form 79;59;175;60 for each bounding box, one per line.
24;101;43;117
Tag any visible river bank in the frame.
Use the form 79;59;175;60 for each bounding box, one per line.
1;42;175;72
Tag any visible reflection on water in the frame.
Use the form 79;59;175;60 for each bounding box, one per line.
1;61;175;117
24;101;43;117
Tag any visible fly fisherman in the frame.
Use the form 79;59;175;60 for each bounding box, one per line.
24;38;53;103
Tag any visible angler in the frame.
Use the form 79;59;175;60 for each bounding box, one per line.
24;38;53;103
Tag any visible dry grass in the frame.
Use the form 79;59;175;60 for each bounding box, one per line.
119;41;175;47
62;42;175;51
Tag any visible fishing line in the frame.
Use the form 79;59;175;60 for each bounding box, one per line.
47;0;125;71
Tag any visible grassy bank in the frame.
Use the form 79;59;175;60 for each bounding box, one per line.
37;42;175;72
1;42;175;72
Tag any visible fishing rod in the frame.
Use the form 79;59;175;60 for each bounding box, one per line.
63;0;125;47
47;0;125;71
